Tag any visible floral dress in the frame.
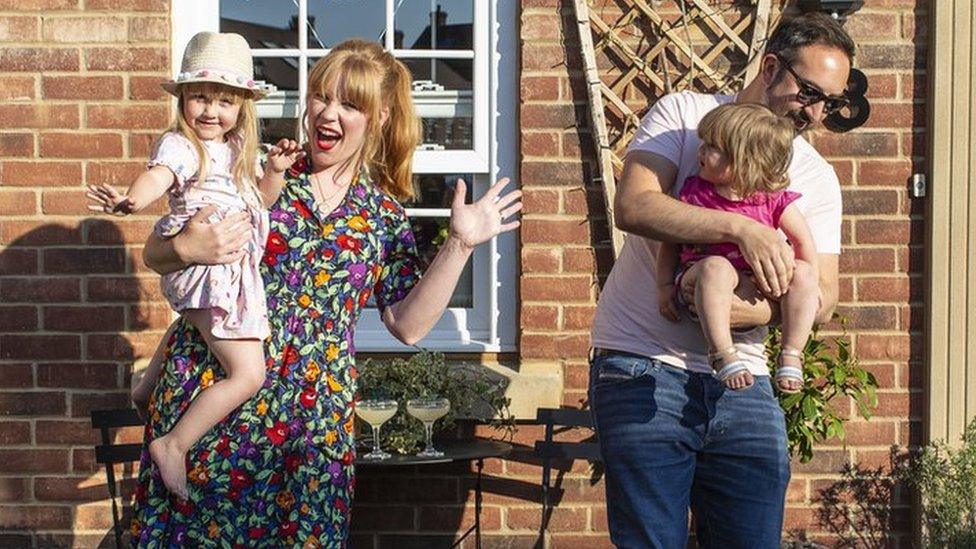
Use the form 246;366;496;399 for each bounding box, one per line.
130;157;422;548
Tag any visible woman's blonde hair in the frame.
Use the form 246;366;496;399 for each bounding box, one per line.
306;39;420;202
697;102;795;197
169;82;261;204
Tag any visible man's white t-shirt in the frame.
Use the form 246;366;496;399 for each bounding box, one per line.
590;91;842;376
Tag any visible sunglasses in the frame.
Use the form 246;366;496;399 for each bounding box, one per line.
776;55;850;115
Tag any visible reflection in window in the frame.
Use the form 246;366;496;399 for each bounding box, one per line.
410;216;473;308
220;1;298;49
408;173;471;209
308;1;385;47
260;118;299;144
394;1;473;50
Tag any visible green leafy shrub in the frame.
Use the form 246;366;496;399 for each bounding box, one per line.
898;418;976;547
766;318;878;463
357;350;515;454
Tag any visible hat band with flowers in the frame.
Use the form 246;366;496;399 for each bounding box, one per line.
161;68;276;100
161;31;276;100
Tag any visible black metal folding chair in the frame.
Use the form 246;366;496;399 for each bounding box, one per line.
532;407;601;534
89;408;143;548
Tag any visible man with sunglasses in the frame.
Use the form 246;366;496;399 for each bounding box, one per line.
589;12;855;549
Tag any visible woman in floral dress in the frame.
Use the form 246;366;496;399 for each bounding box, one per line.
130;40;521;547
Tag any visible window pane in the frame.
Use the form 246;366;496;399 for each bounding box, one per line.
307;1;385;48
255;57;299;102
410;216;473;308
405;59;473;150
220;1;299;49
394;0;473;50
407;173;471;209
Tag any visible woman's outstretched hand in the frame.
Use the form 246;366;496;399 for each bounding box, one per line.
448;177;522;250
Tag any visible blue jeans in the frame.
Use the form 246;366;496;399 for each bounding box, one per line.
588;351;790;549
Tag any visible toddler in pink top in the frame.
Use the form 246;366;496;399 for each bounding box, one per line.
656;103;820;393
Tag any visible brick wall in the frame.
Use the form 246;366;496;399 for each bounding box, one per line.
0;0;925;546
517;0;925;547
0;0;171;546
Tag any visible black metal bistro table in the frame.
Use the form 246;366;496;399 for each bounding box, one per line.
355;438;512;549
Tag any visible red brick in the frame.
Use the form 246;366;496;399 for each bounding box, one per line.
0;190;35;215
84;47;167;71
521;247;560;273
507;506;587;532
0;16;39;41
522;219;589;245
86;0;168;9
0;421;30;445
42;75;123;100
563;187;591;215
35;420;99;445
69;392;129;418
128;15;168;41
87;104;169;129
0;365;32;389
839;248;896;274
523;42;577;71
86;219;156;245
0;335;80;360
87;276;163;302
857;159;913;186
857;276;911;302
522;275;592;302
43;16;126;42
521;14;562;42
40;132;123;158
87;332;159;361
0;104;78;129
862;103;922;129
813;132;899;158
0;160;82;186
0;249;37;276
522;304;558;331
0;0;77;8
129;75;167;101
522;103;580;128
417;505;500;531
37;363;119;389
856;219;917;245
857;44;920;71
42;247;127;274
128;302;173;330
0;48;78;72
843;12;900;41
842;420;897;445
835;305;898;330
40;189;89;215
0;76;34;101
0;306;36;332
0;478;27;502
42;305;126;332
522;131;559;157
0;220;81;246
563;305;596;330
86;161;147;187
521;76;560;101
864;73;897;100
0;277;81;303
842;189;899;215
521;334;589;359
791;449;847;474
562;362;589;390
521;188;560;215
0;504;72;529
0;132;33;156
856;334;910;361
522;160;589;187
563;247;595;272
34;475;135;503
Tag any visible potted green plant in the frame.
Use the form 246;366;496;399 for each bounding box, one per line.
356;350;516;454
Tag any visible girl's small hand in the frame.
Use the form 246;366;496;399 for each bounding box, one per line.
86;184;134;216
265;139;305;174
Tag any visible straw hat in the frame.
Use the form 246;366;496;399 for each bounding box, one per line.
162;31;273;100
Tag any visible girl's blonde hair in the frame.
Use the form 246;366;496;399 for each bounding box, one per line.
697;102;795;197
169;82;262;204
306;39;420;202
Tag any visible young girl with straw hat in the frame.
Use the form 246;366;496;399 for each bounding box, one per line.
87;31;305;500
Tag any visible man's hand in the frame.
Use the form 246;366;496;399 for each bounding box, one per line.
733;220;795;298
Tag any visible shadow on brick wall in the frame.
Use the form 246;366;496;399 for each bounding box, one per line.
0;218;152;548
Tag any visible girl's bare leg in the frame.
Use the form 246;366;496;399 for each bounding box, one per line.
777;259;819;393
148;309;266;499
683;256;754;390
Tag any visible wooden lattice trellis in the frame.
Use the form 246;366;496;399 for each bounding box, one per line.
573;0;789;256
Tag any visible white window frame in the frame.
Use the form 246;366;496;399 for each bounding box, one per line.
171;0;517;352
